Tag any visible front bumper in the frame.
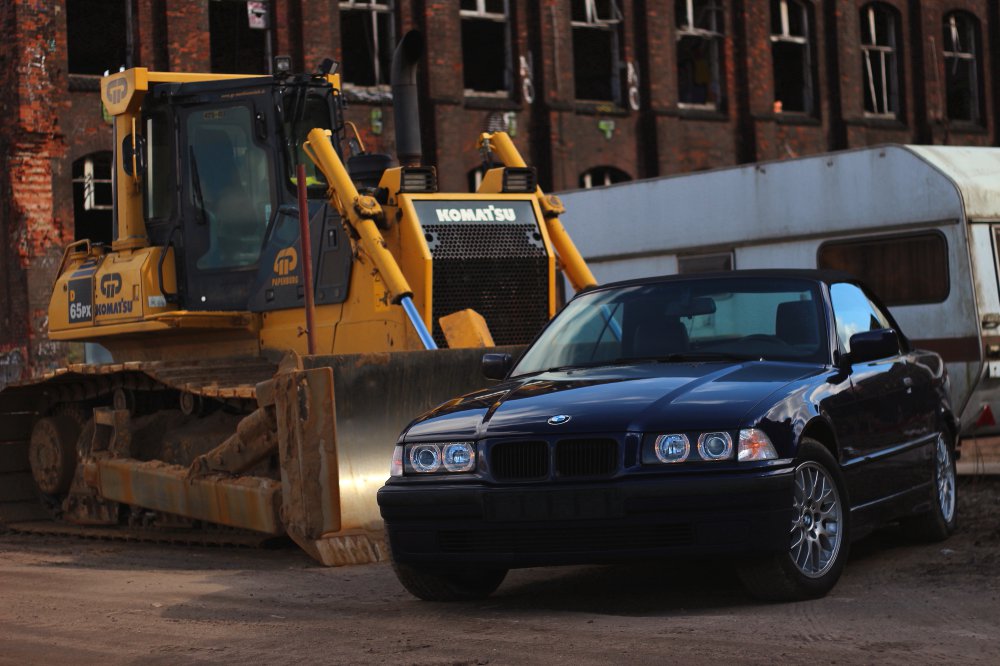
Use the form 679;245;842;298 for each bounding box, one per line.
378;466;795;568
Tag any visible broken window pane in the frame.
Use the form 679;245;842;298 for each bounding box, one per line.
860;3;899;116
579;166;630;189
67;0;127;75
943;12;980;123
340;0;395;87
210;0;269;74
572;0;623;103
770;0;812;114
461;0;510;94
72;152;114;244
676;0;724;109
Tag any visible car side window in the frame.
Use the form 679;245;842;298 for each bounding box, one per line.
829;282;892;353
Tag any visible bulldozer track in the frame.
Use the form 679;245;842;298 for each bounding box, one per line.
0;358;279;544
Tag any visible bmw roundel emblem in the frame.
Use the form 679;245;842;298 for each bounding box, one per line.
547;414;571;425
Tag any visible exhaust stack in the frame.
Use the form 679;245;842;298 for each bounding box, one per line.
391;31;423;167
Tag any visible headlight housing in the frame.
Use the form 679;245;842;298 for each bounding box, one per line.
697;432;733;460
654;434;690;463
403;442;477;474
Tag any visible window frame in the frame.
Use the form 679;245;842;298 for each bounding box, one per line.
942;11;982;125
460;0;513;97
816;231;950;307
338;0;396;89
571;0;625;104
860;3;901;118
675;0;726;111
769;0;814;115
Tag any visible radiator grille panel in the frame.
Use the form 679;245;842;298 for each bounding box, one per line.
556;439;618;477
424;223;549;346
490;441;548;480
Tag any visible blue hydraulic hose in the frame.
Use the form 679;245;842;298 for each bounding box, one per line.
400;296;438;350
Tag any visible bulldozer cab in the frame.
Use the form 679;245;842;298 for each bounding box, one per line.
142;76;342;312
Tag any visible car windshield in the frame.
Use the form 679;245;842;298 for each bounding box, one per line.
511;276;830;376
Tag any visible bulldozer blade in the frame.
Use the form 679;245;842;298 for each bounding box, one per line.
271;346;521;566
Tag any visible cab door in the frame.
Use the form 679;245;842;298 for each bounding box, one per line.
179;97;276;310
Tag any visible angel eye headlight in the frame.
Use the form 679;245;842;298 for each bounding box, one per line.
442;442;476;472
697;432;733;460
409;444;441;473
654;434;690;463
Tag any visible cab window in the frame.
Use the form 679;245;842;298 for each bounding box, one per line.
283;92;334;189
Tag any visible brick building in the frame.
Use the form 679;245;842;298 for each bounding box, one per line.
1;0;998;378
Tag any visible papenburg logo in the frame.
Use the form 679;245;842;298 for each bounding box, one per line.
274;247;298;276
106;77;128;105
100;273;123;299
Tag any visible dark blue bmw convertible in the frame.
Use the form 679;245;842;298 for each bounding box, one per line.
378;270;958;602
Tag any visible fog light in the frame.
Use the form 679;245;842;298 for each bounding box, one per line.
697;432;733;460
390;446;403;477
654;434;690;463
409;444;441;473
442;442;476;472
738;429;778;461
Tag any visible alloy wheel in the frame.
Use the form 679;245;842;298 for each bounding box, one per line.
790;461;843;578
935;433;956;524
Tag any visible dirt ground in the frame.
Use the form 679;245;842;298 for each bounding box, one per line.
0;477;998;666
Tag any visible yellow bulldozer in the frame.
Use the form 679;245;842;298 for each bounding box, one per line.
0;33;595;565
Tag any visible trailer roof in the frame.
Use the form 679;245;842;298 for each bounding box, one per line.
559;145;1000;263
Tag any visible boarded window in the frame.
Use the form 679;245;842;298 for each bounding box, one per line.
943;12;981;124
461;0;511;94
770;0;813;114
676;0;725;109
340;0;395;87
67;0;128;75
571;0;624;103
860;3;900;117
210;0;270;74
817;233;949;305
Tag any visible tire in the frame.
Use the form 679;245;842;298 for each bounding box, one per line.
391;560;507;602
903;431;957;542
738;438;850;602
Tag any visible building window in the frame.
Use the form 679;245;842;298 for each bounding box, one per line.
340;0;395;87
571;0;624;103
210;0;270;74
676;0;725;110
461;0;511;95
579;166;630;189
817;232;949;305
942;12;981;124
770;0;812;114
67;0;127;75
72;152;114;244
860;3;900;117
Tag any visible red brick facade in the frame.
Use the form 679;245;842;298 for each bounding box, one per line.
1;0;998;376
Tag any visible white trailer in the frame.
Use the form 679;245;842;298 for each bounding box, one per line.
560;145;1000;439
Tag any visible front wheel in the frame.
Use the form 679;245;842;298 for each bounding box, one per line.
391;561;507;602
738;438;850;602
903;431;957;542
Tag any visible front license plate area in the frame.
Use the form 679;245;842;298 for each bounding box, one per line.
484;488;624;522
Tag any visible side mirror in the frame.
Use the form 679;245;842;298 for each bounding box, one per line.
482;352;512;380
121;133;147;178
845;329;899;365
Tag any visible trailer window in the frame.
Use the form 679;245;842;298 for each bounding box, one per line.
817;233;949;305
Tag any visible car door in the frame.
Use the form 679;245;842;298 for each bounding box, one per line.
830;282;927;506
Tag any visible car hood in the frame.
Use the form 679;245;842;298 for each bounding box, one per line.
403;361;821;440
